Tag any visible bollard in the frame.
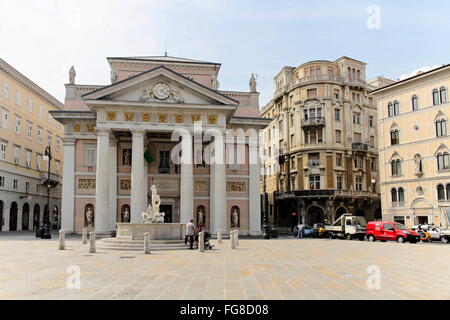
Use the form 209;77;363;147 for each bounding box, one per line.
144;232;151;254
58;230;65;250
217;229;222;244
198;232;205;253
235;230;239;247
231;231;236;249
82;229;88;244
89;232;96;253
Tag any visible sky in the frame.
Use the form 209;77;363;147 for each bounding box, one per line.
1;0;449;106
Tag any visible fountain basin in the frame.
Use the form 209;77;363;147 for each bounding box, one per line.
116;223;185;240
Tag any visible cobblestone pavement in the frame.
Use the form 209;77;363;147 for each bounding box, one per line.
1;232;450;300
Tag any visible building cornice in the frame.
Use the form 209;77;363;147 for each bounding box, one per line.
0;58;63;109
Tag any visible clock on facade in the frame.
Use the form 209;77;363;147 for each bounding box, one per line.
152;82;171;100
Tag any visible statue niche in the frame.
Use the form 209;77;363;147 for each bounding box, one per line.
84;204;95;228
196;206;206;227
121;205;130;223
231;206;240;228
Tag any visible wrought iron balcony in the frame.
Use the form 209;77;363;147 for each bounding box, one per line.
301;117;325;127
352;143;369;151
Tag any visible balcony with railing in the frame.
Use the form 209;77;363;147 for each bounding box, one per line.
352;143;369;151
308;159;321;167
345;77;367;87
301;117;325;127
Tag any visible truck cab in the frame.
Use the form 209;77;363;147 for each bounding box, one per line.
325;214;367;240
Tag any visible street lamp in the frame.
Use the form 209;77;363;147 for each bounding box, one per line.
40;146;53;239
261;173;271;239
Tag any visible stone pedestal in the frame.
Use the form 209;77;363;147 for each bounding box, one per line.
117;223;184;240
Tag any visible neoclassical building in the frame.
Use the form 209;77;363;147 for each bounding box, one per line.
260;57;386;231
0;58;63;232
371;64;450;228
52;55;269;235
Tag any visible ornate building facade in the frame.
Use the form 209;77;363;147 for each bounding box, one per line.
371;64;450;228
52;55;269;235
260;57;385;231
0;58;63;232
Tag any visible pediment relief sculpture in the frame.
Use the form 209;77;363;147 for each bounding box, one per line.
140;82;185;103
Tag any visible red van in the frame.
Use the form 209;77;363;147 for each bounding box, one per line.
366;221;420;243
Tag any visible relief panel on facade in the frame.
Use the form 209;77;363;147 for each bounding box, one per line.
227;182;247;192
78;179;96;189
120;179;131;190
194;181;208;192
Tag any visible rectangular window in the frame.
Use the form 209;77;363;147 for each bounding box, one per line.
333;89;340;99
27;121;32;139
370;136;375;148
335;130;341;143
25;149;31;168
0;176;4;187
85;145;97;166
36;153;42;171
334;109;340;121
25;181;30;192
47;131;52;146
13;145;20;164
354;132;362;143
16;91;22;106
14;116;21;134
159;151;170;174
356;177;363;191
353;112;361;124
369;116;374;127
28;99;33;113
354;156;363;169
56;136;61;152
37;127;43;144
309;175;321;190
1;109;8;128
2;83;9;99
337;176;343;190
336;153;342;167
0;140;7;160
13;179;18;190
55;160;60;175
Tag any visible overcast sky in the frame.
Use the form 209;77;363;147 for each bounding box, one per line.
1;0;449;106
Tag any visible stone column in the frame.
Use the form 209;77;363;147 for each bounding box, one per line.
3;205;10;232
61;138;75;232
210;137;227;235
17;209;22;231
109;138;118;231
95;130;110;233
249;139;262;236
130;130;147;223
180;135;193;224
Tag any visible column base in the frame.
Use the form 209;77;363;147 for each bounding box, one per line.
249;230;263;236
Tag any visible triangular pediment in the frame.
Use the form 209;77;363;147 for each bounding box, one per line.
82;66;238;107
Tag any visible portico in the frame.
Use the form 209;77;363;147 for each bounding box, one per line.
52;54;270;236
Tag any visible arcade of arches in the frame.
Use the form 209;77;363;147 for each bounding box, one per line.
273;198;380;231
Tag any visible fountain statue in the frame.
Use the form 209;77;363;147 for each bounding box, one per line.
141;185;165;223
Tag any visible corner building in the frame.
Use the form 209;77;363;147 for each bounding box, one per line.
260;57;385;231
53;55;269;235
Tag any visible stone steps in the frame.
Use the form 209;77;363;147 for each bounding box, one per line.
97;237;189;251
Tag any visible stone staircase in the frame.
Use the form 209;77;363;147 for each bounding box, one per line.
96;237;188;251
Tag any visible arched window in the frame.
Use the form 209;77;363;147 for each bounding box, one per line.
437;184;445;200
436;119;447;137
391;188;398;202
446;184;450;200
433;89;440;105
390;130;399;145
388;102;393;117
437;152;450;170
412;95;419;111
398;188;405;202
393;101;399;116
391;159;401;176
440;87;447;104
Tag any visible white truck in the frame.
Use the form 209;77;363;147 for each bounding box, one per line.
325;214;367;240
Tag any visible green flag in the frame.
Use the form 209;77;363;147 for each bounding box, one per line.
144;150;155;164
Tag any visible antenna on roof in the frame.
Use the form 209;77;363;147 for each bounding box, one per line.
164;41;168;57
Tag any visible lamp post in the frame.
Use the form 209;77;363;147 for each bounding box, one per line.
261;172;271;239
41;146;52;239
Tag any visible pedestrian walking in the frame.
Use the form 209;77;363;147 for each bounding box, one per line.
186;219;195;250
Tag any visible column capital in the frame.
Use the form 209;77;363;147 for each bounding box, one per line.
96;128;111;136
62;138;76;146
131;129;146;137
